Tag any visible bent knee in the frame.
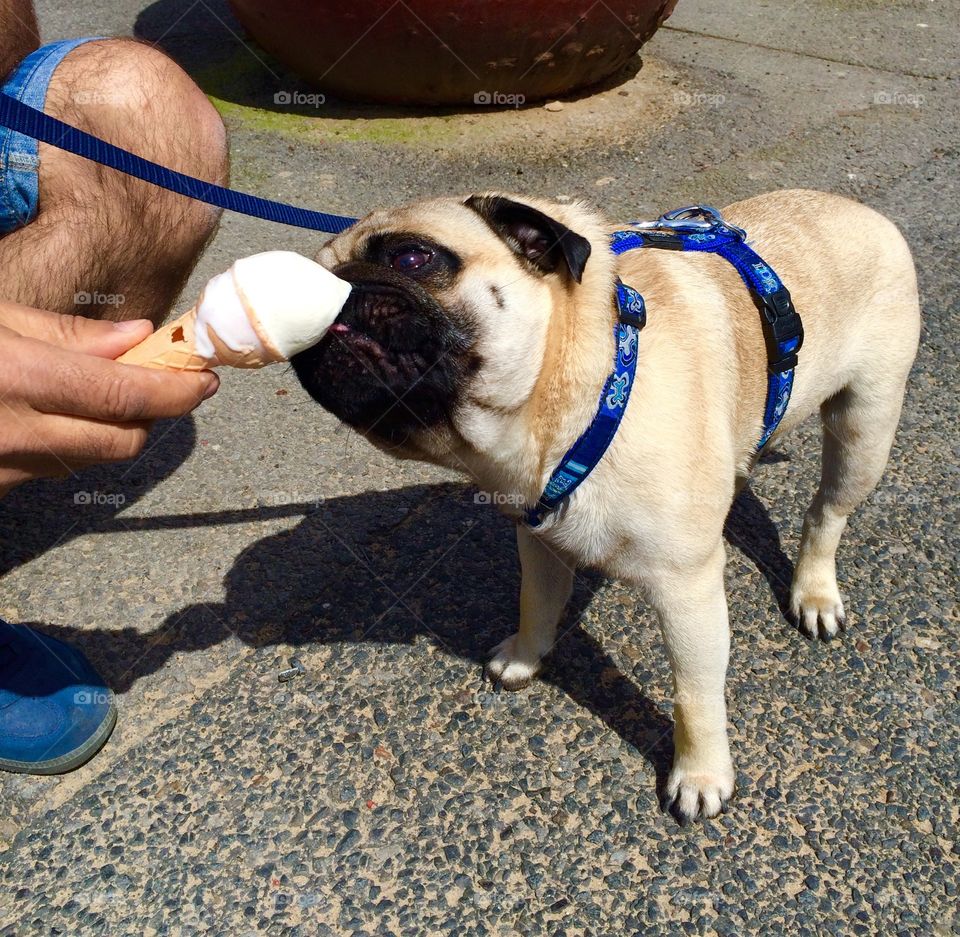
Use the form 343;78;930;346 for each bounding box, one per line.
44;38;228;186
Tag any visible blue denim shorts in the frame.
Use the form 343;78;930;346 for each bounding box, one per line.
0;37;105;236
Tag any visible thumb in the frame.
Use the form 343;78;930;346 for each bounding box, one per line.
0;303;156;358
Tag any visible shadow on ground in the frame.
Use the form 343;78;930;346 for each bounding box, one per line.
726;457;795;616
1;424;794;794
133;0;642;116
0;415;197;576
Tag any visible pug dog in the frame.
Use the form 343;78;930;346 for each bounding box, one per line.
292;189;920;822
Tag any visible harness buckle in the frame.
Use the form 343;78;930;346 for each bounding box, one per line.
615;280;646;329
632;205;748;240
760;287;804;373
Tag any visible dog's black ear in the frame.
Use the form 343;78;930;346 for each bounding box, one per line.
464;195;591;283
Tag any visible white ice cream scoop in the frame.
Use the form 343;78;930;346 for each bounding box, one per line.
118;251;352;370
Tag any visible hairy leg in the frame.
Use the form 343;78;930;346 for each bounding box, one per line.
486;524;575;690
0;0;39;80
0;38;228;325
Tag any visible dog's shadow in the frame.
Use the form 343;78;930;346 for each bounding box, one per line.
10;477;676;780
4;434;795;798
726;452;796;617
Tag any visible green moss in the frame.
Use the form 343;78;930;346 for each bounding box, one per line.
210;98;311;136
209;95;460;147
325;117;457;145
192;42;476;148
192;42;457;145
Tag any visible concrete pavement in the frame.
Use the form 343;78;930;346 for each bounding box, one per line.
1;0;958;933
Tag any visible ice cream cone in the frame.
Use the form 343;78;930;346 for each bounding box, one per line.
117;303;281;371
117;251;352;371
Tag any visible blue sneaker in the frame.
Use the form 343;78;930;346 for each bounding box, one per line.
0;620;117;774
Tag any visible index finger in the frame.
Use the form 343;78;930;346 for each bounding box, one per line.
22;335;219;422
0;301;155;358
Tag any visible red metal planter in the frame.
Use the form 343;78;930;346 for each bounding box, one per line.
228;0;678;105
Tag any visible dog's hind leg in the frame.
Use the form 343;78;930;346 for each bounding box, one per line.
485;525;575;690
790;372;911;639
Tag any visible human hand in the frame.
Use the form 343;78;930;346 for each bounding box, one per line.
0;302;219;496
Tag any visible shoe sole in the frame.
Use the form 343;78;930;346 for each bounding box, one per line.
0;702;118;775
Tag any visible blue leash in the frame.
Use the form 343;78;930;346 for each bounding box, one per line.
527;206;803;528
0;92;357;234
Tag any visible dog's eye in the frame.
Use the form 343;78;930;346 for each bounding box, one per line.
391;247;433;272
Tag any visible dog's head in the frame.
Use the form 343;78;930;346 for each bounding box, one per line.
292;194;611;464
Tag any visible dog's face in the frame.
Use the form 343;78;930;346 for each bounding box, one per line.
291;195;595;461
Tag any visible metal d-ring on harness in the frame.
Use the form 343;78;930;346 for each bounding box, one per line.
525;205;804;528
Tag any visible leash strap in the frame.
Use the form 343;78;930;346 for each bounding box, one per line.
524;282;645;527
0;92;358;234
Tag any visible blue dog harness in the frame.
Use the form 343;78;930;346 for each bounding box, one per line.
525;205;803;528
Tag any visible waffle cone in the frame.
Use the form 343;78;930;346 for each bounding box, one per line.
117;305;284;371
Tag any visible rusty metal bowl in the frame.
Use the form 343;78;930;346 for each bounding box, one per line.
228;0;678;105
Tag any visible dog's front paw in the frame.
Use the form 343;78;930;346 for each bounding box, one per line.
790;575;846;639
665;761;734;823
485;634;544;690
